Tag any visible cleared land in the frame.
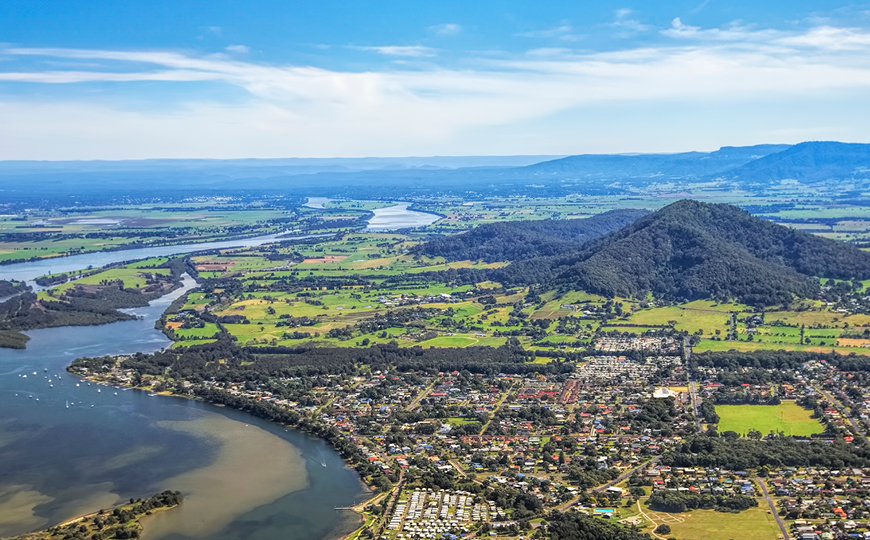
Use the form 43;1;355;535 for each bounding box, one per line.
715;402;823;437
648;507;780;540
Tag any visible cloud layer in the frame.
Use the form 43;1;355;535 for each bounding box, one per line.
2;21;870;159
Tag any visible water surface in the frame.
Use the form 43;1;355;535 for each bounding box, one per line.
0;278;368;539
366;203;439;231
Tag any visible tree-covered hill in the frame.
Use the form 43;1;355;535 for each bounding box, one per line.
412;209;648;262
551;199;870;304
428;200;870;305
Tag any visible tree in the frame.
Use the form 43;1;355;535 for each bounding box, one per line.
654;524;671;534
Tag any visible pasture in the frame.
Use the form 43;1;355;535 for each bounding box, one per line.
715;402;823;437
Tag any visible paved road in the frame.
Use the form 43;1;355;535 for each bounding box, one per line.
815;386;869;442
478;382;518;435
405;379;439;411
757;477;789;540
683;337;703;431
558;456;660;511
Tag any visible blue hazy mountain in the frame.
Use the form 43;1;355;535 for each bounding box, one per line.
2;142;870;201
715;141;870;184
518;144;790;179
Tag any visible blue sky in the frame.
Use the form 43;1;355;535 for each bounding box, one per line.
2;1;870;159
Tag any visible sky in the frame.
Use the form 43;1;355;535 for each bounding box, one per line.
2;1;870;159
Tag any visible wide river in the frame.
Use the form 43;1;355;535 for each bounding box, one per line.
0;203;440;539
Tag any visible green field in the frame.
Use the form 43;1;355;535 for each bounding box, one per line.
715;402;823;436
650;507;780;540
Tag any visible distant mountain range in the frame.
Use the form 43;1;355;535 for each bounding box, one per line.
423;200;870;305
518;144;791;179
1;141;869;200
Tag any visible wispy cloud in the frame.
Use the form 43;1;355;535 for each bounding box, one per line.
225;45;250;54
609;8;651;37
516;22;581;42
662;18;778;42
778;26;870;50
4;21;870;158
691;0;713;15
429;23;461;36
354;45;437;57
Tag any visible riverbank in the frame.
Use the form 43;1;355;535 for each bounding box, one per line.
8;491;182;540
68;369;380;540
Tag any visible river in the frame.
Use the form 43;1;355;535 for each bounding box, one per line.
366;203;439;231
0;222;408;537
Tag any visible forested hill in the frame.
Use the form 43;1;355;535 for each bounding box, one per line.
412;209;649;262
550;200;870;304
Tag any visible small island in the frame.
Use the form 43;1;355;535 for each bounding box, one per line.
6;491;183;540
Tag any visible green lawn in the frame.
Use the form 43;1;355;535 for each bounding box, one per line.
715;402;823;436
174;323;221;339
653;506;780;540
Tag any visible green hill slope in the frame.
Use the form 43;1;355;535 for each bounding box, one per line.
413;209;649;262
553;200;870;304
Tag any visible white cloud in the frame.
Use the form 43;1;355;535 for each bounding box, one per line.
429;23;461;36
778;26;870;50
4;22;870;158
525;48;573;57
354;45;437;57
225;45;250;54
610;9;651;36
516;23;581;42
662;18;780;42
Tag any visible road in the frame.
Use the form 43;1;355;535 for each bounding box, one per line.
557;456;660;511
478;382;518;435
757;476;790;540
815;385;869;442
405;379;439;411
683;337;703;431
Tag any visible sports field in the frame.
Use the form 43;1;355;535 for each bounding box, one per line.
649;507;780;540
715;401;823;436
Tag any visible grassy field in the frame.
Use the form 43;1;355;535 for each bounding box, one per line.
625;301;747;338
693;338;870;356
647;506;780;540
715;402;823;436
174;323;221;339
